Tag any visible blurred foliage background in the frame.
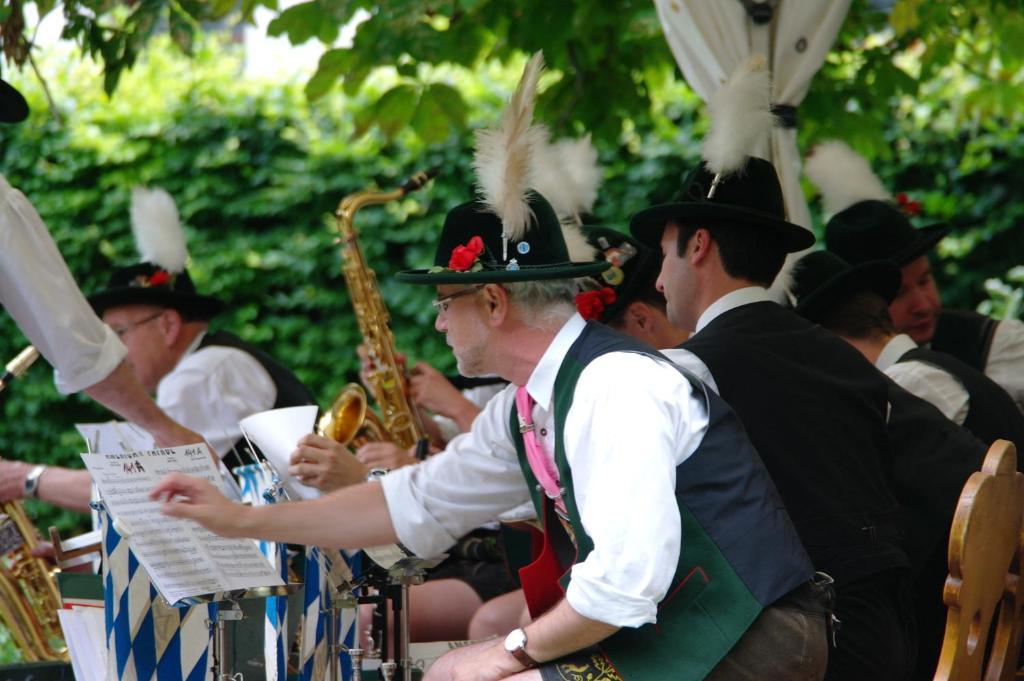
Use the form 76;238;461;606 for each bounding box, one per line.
0;0;1020;658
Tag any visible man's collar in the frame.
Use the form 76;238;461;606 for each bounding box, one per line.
695;287;772;332
876;333;918;371
524;313;586;411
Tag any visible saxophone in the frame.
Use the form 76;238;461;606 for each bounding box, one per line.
318;170;438;451
0;346;68;662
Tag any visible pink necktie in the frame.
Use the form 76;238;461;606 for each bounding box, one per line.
514;386;564;509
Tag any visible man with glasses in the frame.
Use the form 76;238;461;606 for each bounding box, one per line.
0;188;334;511
0;74;205;506
151;190;830;681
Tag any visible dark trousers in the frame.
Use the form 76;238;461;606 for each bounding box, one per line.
825;569;916;681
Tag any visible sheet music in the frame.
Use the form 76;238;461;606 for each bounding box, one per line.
58;607;106;681
81;444;284;604
238;405;322;501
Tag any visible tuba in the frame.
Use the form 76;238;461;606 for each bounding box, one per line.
0;346;68;661
318;170;438;451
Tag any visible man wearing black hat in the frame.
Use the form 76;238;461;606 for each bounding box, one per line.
0;74;202;464
789;249;1023;681
631;154;918;681
791;250;1024;447
0;186;329;512
807;140;1024;413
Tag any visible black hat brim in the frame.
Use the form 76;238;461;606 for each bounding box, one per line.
397;259;609;285
88;287;225;320
630;201;815;253
0;78;29;124
890;223;952;266
795;260;901;324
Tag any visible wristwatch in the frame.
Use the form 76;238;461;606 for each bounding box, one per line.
503;627;539;669
365;467;389;483
23;464;47;499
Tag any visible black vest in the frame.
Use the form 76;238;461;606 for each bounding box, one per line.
931;308;998;371
198;330;316;470
682;302;907;585
897;345;1024;450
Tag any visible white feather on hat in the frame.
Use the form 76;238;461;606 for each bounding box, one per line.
131;187;188;273
531;134;603;262
702;55;773;183
473;51;547;246
804;140;891;217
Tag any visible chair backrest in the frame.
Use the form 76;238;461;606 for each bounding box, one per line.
934;440;1024;681
984;463;1024;681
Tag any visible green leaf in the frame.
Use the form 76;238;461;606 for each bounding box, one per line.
267;1;338;43
372;84;420;139
305;48;350;101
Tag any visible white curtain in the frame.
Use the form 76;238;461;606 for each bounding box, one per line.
654;0;852;231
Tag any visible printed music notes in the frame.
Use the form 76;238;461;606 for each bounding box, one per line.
81;444;284;605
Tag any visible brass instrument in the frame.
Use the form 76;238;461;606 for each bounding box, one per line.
321;170;438;451
0;346;68;661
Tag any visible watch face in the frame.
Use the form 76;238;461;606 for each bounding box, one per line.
504;628;527;652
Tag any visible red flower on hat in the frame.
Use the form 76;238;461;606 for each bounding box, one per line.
575;287;617;321
895;192;922;216
449;236;485;272
149;270;172;286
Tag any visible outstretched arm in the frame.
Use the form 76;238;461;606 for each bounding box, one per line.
151;472;399;549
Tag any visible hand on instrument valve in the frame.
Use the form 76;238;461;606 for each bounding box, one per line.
289;434;368;492
151;473;244;537
355;442;420;470
356;344;407;392
409;362;482;433
0;460;30;501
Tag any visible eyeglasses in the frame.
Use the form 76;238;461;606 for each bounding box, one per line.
431;286;484;314
111;312;163;339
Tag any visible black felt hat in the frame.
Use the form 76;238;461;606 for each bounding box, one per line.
88;263;225;320
396;192;610;285
629;157;814;253
582;226;661;323
0;76;29;124
824;199;950;266
791;250;901;324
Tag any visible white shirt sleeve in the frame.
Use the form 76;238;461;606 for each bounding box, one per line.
380;384;533;558
432;382;506;442
986;318;1024;413
885;360;970;425
561;353;708;628
155;345;277;458
0;174;127;394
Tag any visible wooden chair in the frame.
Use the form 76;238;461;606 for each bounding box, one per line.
47;525;101;571
984;494;1024;681
933;440;1024;681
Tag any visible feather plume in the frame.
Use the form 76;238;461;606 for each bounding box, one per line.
767;251;801;306
131;187;188;273
561;223;598;263
473;51;546;243
532;134;602;224
702;55;773;177
805;140;891;216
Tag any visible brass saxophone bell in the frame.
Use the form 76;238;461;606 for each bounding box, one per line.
317;383;388;449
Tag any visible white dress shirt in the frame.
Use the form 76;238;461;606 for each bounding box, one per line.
381;313;710;628
0;173;127;393
986;318;1024;413
156;332;277;459
877;334;969;425
661;286;775;393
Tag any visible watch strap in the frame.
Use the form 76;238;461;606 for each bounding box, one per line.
509;645;539;669
23;464;47;499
